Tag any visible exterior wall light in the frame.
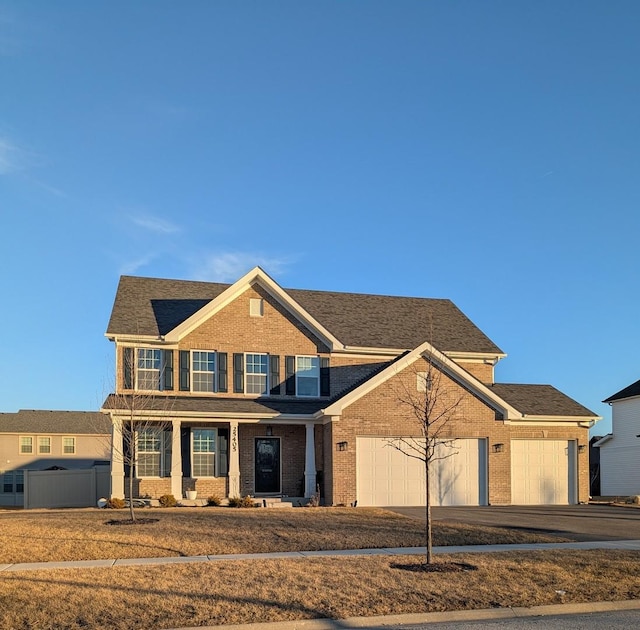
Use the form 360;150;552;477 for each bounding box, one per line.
337;441;348;452
493;443;505;453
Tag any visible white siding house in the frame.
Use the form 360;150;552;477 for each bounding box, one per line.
597;379;640;496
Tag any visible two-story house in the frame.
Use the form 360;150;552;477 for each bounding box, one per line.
102;267;600;506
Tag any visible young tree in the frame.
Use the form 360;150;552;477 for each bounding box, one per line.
388;346;464;565
101;348;174;523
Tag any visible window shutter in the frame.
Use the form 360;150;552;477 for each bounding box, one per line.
285;355;296;396
217;352;228;393
179;351;190;391
233;353;244;393
180;428;191;478
269;355;280;395
320;357;330;397
217;428;229;477
163;350;174;391
123;347;134;389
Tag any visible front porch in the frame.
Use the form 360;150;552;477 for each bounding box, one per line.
110;418;321;502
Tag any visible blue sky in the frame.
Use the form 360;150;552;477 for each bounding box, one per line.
1;1;638;436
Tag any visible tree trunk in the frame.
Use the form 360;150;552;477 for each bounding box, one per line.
128;430;136;522
425;458;432;564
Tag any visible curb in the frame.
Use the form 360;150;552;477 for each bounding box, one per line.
170;599;640;629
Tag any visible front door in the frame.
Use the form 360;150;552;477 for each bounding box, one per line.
255;437;281;494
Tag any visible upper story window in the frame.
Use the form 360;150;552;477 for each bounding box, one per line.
122;347;174;392
63;436;76;454
245;353;269;394
192;352;216;392
285;355;330;398
296;356;320;397
20;436;33;455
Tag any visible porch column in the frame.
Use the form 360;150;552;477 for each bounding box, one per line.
110;416;125;499
171;419;183;499
304;422;317;498
228;421;240;497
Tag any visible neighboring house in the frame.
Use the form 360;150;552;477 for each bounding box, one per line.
102;267;600;506
596;379;640;496
0;410;111;506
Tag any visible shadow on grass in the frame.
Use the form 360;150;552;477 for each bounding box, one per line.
0;573;361;629
390;560;477;573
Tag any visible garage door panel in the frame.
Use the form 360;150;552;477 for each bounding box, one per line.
511;440;574;505
357;437;485;507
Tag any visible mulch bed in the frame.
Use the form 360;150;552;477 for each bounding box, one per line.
391;560;477;573
105;518;160;526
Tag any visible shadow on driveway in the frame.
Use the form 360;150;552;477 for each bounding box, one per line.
386;504;640;542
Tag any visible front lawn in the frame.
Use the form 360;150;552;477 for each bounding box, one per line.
0;506;568;564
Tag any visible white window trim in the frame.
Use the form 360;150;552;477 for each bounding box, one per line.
37;436;52;455
416;371;432;392
136;348;163;392
191;428;218;478
191;350;217;394
19;436;34;455
295;355;320;398
62;436;76;455
245;352;269;395
135;428;167;479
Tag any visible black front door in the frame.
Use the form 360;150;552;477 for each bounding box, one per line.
255;437;281;494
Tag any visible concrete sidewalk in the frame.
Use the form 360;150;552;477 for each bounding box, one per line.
2;539;640;572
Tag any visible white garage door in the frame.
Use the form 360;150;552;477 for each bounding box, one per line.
511;440;576;505
356;437;487;507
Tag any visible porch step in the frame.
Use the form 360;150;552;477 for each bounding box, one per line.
259;497;308;508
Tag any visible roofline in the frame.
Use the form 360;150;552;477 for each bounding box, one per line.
593;434;613;447
603;393;640;404
162;267;344;350
322;341;523;419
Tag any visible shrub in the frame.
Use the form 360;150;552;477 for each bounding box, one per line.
228;495;256;508
207;495;222;507
158;494;177;508
105;497;126;509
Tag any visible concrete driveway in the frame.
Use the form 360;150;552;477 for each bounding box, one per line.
387;504;640;542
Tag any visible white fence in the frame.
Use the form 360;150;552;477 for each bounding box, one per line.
24;466;111;509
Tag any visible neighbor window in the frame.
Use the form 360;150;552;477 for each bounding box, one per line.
296;356;320;397
192;429;217;477
1;471;23;494
63;436;76;454
192;351;216;393
19;436;33;455
246;353;269;394
416;372;432;392
38;437;51;454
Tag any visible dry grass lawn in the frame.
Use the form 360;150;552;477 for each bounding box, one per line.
1;550;639;629
0;507;568;564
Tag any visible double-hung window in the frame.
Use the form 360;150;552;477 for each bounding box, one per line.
137;349;162;390
296;356;320;397
192;352;216;393
137;428;165;477
192;429;216;477
38;437;51;454
63;437;76;454
20;436;33;455
246;353;269;394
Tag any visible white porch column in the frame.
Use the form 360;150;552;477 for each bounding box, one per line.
110;416;125;499
228;421;240;497
171;419;183;499
304;422;317;498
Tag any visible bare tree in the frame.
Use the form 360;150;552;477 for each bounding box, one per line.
101;347;174;523
388;346;464;565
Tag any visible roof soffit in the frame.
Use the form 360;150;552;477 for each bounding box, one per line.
163;266;344;349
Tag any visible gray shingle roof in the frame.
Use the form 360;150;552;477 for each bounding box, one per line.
488;384;597;417
603;378;640;403
0;410;111;434
106;275;503;355
102;395;327;416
